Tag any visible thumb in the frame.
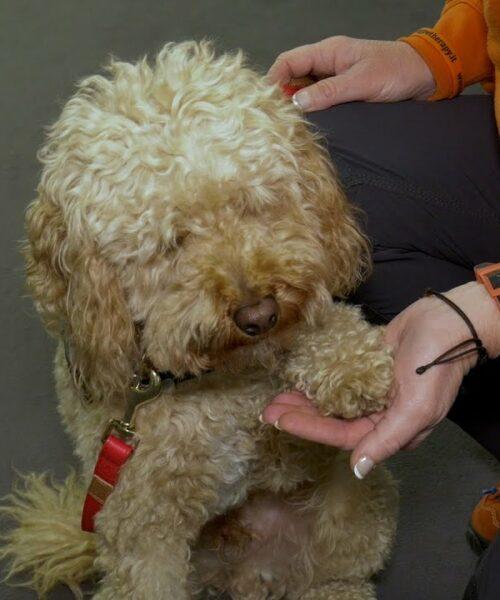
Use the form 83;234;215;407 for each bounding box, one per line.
350;406;421;479
292;70;370;112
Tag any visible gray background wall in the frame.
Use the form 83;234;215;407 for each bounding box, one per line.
1;1;498;599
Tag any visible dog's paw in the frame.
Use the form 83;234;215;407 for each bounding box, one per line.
299;346;394;419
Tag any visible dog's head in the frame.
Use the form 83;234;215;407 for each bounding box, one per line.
24;41;368;403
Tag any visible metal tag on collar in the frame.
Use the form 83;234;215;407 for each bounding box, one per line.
102;367;162;444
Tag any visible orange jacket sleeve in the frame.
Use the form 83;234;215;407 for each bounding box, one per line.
400;0;494;100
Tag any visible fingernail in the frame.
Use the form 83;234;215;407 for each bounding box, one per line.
292;91;310;111
353;456;374;480
258;413;265;423
273;419;282;431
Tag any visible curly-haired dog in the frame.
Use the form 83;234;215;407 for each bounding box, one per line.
1;41;398;599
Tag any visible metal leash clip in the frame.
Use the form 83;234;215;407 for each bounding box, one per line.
102;367;163;445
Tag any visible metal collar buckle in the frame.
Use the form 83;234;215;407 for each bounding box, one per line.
102;367;163;445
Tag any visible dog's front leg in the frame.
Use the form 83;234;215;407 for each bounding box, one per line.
93;532;192;600
280;303;393;418
90;446;216;600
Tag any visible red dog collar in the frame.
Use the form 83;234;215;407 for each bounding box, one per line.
81;433;135;532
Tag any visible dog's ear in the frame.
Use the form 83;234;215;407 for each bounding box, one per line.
24;193;139;403
299;135;370;298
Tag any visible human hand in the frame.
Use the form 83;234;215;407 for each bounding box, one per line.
261;282;500;477
267;37;436;112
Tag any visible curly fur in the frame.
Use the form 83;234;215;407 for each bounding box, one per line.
2;40;398;599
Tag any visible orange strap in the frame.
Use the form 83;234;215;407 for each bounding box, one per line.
475;263;500;311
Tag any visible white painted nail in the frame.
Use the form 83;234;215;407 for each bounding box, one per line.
353;456;374;480
273;420;282;431
292;90;309;111
258;413;265;423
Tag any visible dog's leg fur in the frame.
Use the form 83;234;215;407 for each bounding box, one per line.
299;580;375;600
93;489;207;598
299;453;397;591
90;444;222;599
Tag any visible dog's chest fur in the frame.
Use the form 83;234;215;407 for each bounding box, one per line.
55;343;319;517
129;370;322;515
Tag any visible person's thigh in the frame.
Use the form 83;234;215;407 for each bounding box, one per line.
305;96;500;458
306;95;500;318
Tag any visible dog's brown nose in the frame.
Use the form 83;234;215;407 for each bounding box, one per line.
233;296;279;336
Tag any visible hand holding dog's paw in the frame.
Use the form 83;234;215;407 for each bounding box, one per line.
268;284;497;481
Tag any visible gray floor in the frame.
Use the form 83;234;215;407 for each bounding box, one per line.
1;1;499;599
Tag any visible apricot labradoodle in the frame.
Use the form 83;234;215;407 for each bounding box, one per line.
1;41;398;599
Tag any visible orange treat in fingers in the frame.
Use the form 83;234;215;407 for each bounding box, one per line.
281;76;317;97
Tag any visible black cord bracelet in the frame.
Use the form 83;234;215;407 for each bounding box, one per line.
415;289;489;375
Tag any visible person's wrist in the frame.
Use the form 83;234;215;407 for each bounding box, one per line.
396;41;436;99
409;282;499;378
445;282;500;365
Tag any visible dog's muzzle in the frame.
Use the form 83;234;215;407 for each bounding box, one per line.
233;295;279;336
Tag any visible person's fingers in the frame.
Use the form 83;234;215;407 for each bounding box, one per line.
292;67;374;112
350;405;423;478
266;44;318;84
267;36;356;84
275;411;379;450
261;402;318;424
